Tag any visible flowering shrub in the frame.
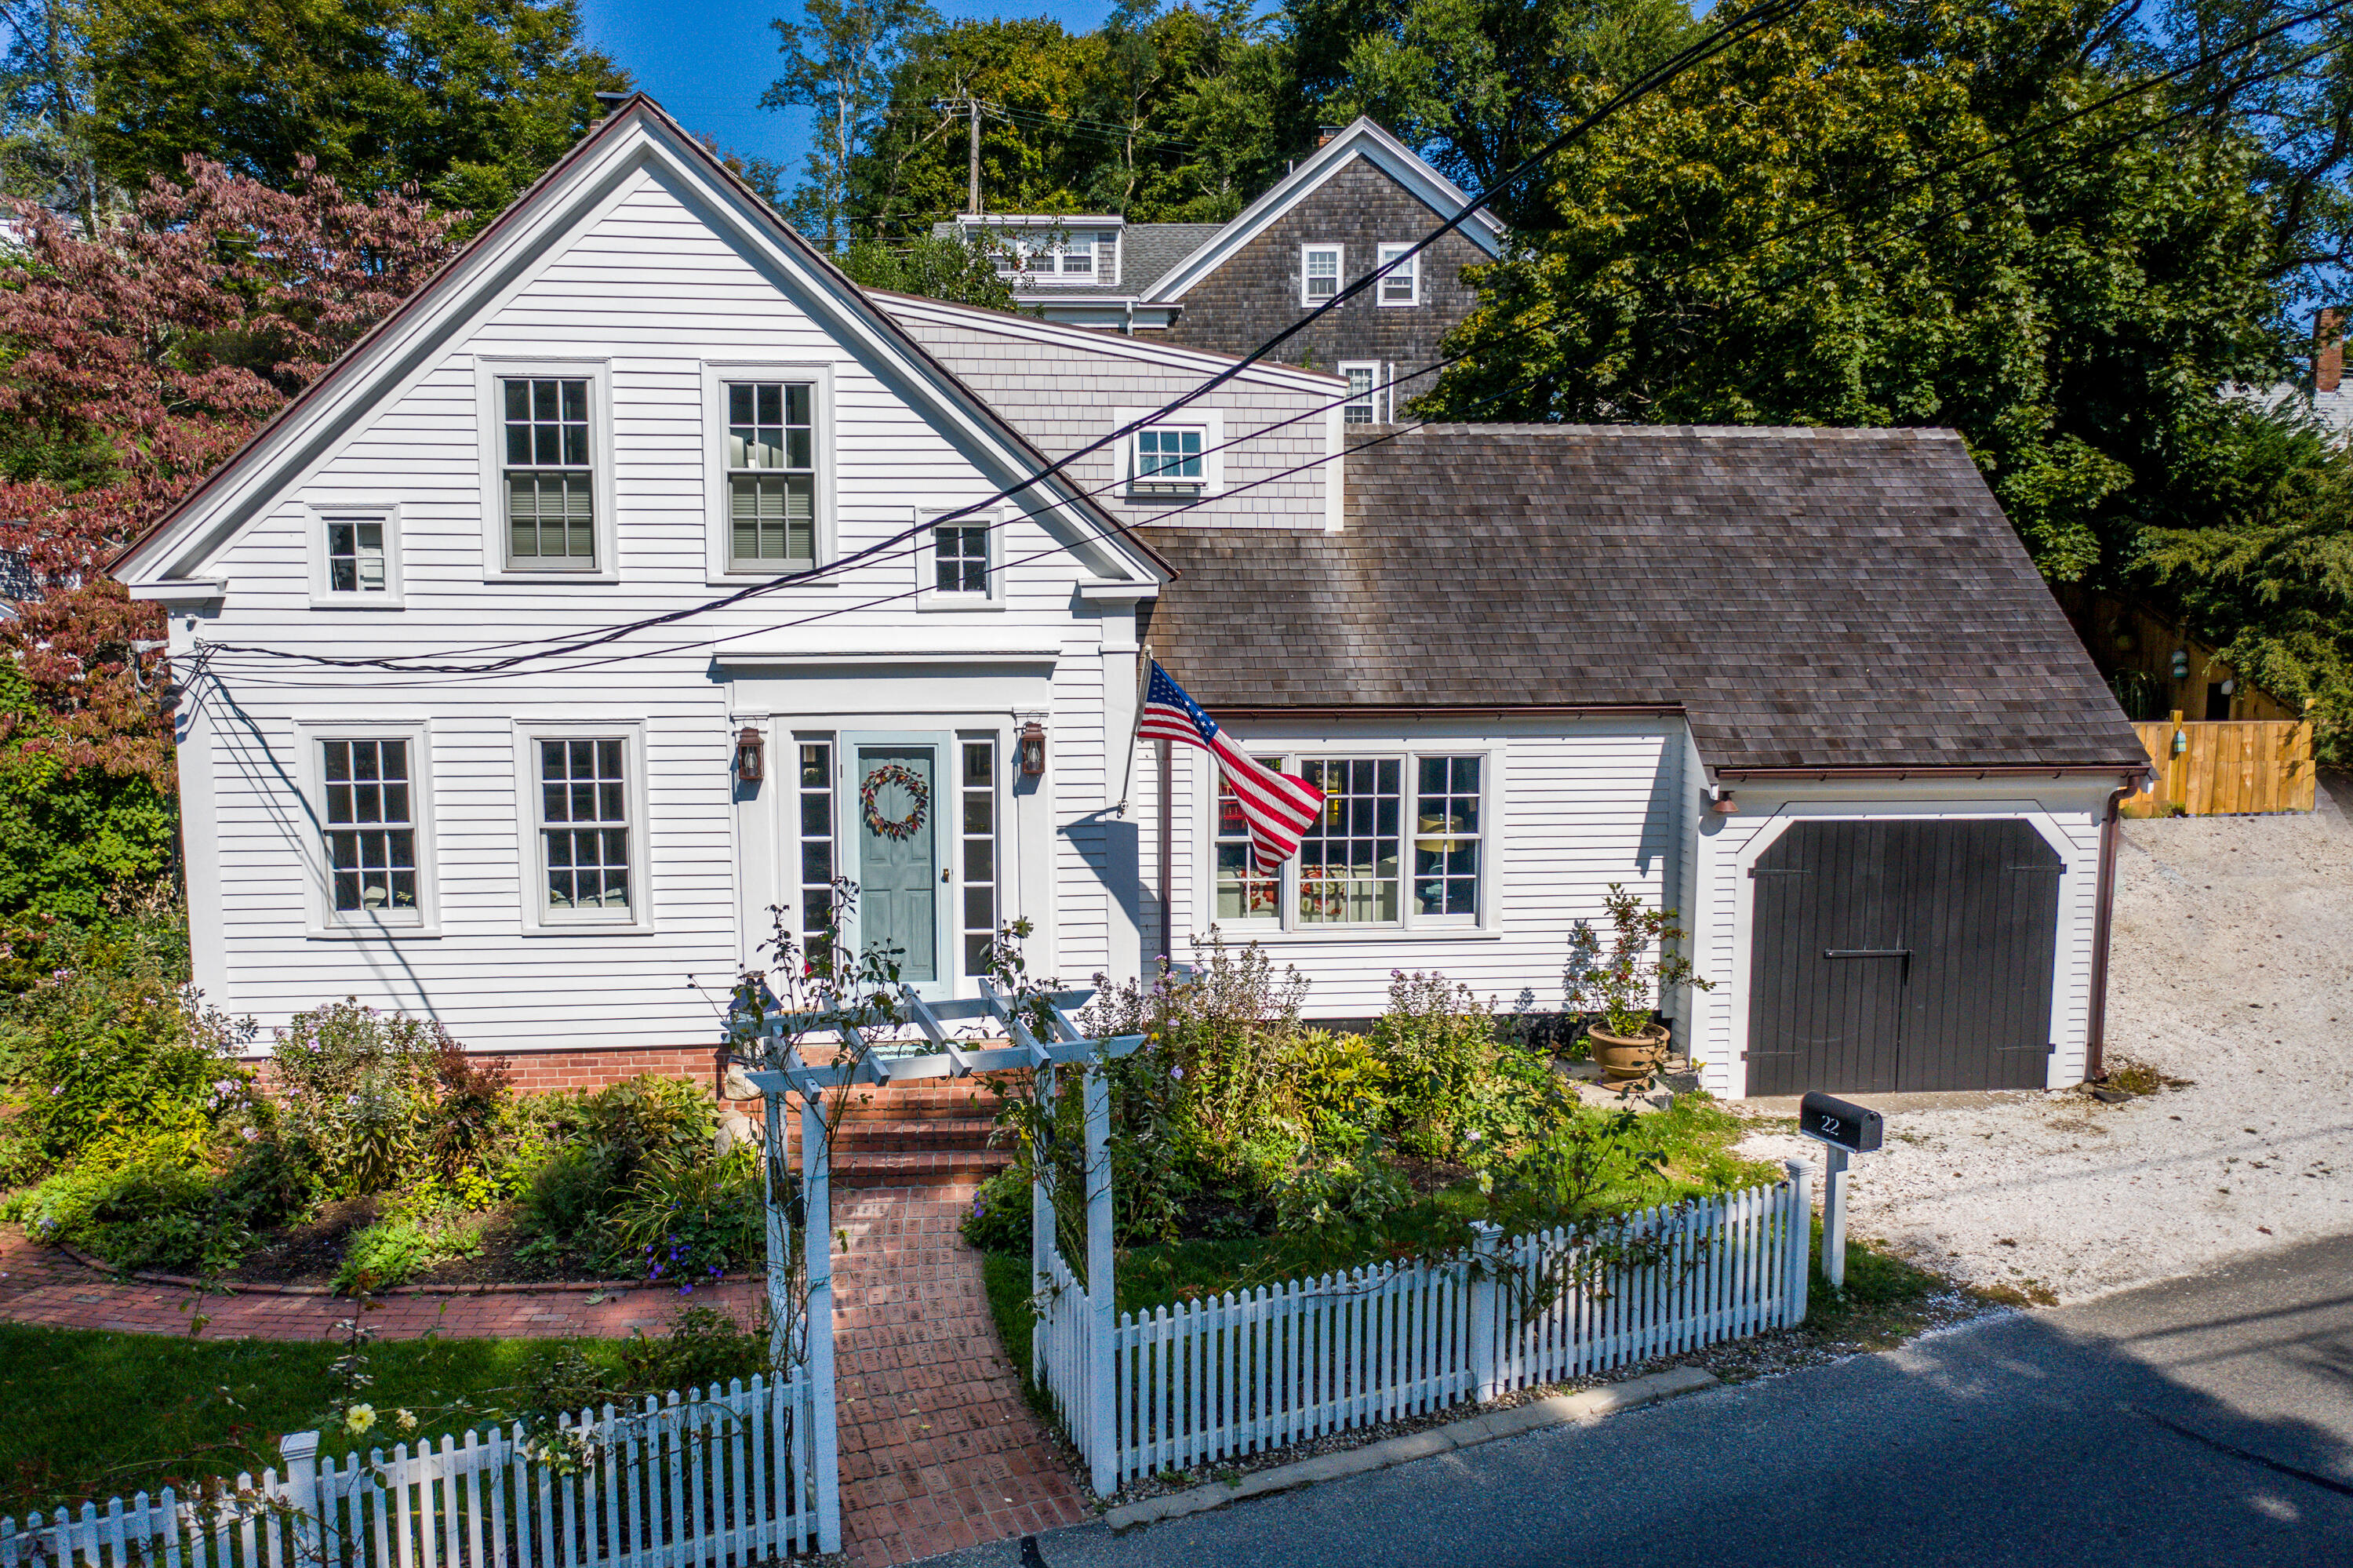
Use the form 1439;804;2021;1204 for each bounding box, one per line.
609;1145;763;1290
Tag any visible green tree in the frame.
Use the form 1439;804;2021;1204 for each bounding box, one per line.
1427;0;2293;584
835;232;1016;309
763;0;943;249
18;0;627;221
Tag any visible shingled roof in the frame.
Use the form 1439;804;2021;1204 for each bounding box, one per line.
1140;424;2146;776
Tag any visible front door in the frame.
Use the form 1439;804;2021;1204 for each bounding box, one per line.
850;742;941;987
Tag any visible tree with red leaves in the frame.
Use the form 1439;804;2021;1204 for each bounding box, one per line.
0;156;459;929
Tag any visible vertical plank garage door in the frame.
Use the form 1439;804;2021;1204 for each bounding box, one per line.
1746;820;2063;1096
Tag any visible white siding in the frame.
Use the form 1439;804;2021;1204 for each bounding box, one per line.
181;163;1152;1051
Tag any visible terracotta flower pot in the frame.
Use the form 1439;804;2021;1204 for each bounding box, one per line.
1587;1022;1670;1082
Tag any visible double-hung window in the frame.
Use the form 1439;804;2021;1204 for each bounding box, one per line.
1301;244;1341;305
534;736;637;922
309;725;436;933
502;377;596;569
1340;363;1379;425
1212;750;1486;930
726;381;816;569
1376;242;1419;306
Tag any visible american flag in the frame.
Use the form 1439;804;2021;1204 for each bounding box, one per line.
1137;660;1324;871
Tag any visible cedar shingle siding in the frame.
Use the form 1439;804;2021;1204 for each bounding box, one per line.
1143;424;2147;773
1154;158;1487;383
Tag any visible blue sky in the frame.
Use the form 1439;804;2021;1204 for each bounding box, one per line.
576;0;1124;184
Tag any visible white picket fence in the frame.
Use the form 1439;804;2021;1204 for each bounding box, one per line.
0;1374;822;1568
1035;1168;1813;1488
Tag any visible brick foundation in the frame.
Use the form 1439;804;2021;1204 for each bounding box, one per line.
495;1043;730;1096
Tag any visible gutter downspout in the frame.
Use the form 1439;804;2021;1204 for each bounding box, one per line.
2084;775;2137;1080
1156;740;1173;965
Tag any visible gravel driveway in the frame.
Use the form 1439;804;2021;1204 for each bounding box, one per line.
1737;776;2353;1303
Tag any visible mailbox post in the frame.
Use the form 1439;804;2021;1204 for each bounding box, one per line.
1798;1091;1882;1293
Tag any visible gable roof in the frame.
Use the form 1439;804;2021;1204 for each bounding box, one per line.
1140;425;2147;777
113;96;1166;590
1144;118;1507;304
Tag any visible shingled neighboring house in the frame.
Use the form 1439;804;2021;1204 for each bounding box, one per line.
112;97;2145;1100
940;118;1504;423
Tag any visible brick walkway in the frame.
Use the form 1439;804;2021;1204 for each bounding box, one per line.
0;1183;1084;1566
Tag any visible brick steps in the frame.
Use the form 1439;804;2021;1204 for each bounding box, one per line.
777;1081;1011;1187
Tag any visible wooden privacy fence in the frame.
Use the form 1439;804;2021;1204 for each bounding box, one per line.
0;1374;823;1568
2125;711;2317;817
1033;1169;1813;1490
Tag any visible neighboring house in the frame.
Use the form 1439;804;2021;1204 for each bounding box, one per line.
114;98;2147;1101
940;118;1505;424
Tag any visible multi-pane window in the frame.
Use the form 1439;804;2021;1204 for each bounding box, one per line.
1297;759;1402;923
1137;427;1204;483
1213;763;1279;921
934;523;989;594
539;738;631;915
797;740;835;960
1342;365;1378;425
1377;242;1418;305
1303;245;1340;304
959;740;998;976
325;518;387;594
322;739;416;916
503;378;595;569
727;382;816;567
1060;232;1094;275
1413;756;1481;918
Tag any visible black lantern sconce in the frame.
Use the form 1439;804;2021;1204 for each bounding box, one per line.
734;726;766;784
1018;720;1047;777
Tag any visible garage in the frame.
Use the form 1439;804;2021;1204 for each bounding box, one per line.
1745;820;2064;1095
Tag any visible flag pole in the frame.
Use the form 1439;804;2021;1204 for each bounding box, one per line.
1114;643;1154;816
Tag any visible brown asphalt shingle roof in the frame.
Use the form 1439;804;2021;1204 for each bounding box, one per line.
1140;424;2146;775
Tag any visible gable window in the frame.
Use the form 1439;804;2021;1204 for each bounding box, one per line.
536;737;635;920
502;377;596;569
727;381;816;568
326;518;387;594
1340;363;1379;425
935;521;990;593
323;738;418;919
1137;426;1204;484
1207;749;1487;930
1301;244;1341;305
1377;242;1419;306
309;505;402;606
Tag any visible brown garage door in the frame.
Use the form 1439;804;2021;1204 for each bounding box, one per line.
1745;820;2062;1096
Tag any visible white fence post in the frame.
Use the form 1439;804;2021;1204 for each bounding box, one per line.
1782;1158;1814;1326
802;1093;842;1556
1467;1221;1502;1403
1083;1060;1118;1495
1031;1063;1053;1388
277;1431;320;1567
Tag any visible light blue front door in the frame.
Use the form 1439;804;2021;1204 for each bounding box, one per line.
853;744;938;983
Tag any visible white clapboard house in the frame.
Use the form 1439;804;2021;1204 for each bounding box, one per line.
115;98;2149;1099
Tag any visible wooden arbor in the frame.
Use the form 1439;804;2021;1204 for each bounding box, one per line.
740;983;1149;1504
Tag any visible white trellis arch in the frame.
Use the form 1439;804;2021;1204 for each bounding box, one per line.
740;983;1150;1503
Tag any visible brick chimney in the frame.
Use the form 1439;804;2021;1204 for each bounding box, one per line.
2318;307;2343;395
1317;125;1345;147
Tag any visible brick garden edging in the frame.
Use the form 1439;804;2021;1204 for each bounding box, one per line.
53;1241;760;1298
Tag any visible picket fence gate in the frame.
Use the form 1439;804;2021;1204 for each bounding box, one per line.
0;1374;822;1568
1034;1166;1813;1490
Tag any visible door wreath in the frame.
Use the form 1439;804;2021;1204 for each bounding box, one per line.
860;762;930;841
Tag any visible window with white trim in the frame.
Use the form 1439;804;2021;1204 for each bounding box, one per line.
726;381;816;568
321;738;420;919
934;522;990;593
797;739;836;962
1213;751;1487;930
1340;362;1379;425
324;517;389;595
1301;244;1341;304
1136;426;1205;485
1377;242;1419;306
536;737;634;919
501;377;596;569
959;739;999;975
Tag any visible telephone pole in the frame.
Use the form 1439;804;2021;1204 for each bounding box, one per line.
933;95;985;215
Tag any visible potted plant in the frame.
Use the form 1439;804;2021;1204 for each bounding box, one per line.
1562;883;1716;1082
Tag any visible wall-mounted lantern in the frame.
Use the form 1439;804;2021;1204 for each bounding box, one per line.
2171;727;2188;757
734;726;765;784
2170;649;2191;680
1018;720;1047;777
1711;790;1740;815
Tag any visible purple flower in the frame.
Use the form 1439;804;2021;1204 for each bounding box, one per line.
1170;1066;1184;1080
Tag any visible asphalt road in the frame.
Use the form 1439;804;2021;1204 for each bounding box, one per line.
928;1231;2353;1567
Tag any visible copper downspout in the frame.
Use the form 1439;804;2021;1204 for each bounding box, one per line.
2084;777;2136;1080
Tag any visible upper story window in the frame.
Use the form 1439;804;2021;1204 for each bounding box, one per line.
326;518;387;593
1341;363;1379;425
987;225;1119;284
727;381;816;568
502;377;596;570
1301;244;1341;306
1377;242;1419;307
935;522;989;593
310;505;402;606
1137;426;1204;484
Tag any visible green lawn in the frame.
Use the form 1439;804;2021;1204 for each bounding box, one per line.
0;1324;653;1518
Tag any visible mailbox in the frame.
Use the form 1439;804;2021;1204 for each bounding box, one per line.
1798;1091;1883;1154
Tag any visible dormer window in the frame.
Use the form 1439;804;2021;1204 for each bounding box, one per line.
1062;232;1095;275
978;222;1120;285
1302;244;1341;306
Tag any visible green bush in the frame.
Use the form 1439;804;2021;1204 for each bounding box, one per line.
5;1130;245;1275
331;1212;483;1293
1278;1030;1393;1151
609;1147;762;1289
960;1167;1030;1255
269;1002;448;1195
